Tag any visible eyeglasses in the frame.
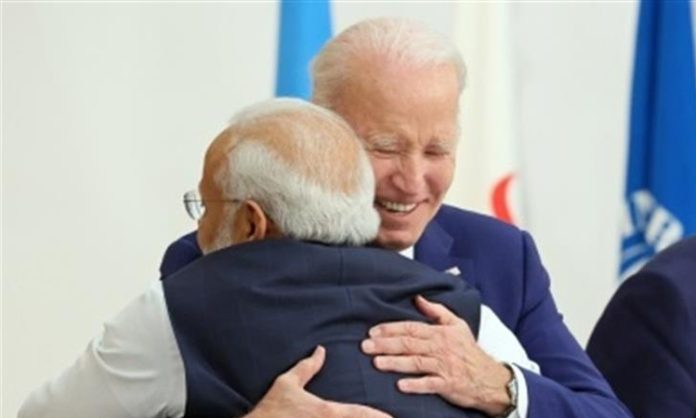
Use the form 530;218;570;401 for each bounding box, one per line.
183;189;240;221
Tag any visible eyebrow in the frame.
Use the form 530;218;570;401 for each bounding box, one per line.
364;133;456;153
428;138;455;151
365;134;401;149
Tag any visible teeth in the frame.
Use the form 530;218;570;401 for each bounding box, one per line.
379;200;417;213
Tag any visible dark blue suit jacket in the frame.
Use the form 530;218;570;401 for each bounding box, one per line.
587;235;696;418
160;204;630;418
164;239;484;418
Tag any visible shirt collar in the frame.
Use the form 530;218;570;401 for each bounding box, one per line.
399;246;415;260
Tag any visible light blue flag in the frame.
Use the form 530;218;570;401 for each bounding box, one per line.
621;0;696;278
275;0;332;99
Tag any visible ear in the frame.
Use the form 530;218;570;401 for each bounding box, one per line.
233;200;270;242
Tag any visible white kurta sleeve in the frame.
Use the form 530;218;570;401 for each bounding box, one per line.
18;281;186;418
478;304;540;418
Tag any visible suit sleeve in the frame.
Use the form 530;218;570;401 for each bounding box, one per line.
18;282;186;418
516;232;632;418
586;271;696;418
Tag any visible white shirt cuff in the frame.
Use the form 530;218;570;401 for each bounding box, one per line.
505;363;529;418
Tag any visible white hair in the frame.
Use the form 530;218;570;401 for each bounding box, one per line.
215;98;379;246
311;17;466;108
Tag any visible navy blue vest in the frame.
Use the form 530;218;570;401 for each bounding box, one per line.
163;239;485;418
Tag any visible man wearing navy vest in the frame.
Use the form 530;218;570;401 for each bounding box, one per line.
20;99;539;418
160;19;630;418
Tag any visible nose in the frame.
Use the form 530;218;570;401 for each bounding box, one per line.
392;155;426;195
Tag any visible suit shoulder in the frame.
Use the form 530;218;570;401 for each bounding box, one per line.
641;235;696;287
160;231;202;278
625;238;696;319
434;204;525;242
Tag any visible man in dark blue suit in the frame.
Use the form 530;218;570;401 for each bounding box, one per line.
160;18;629;418
587;235;696;418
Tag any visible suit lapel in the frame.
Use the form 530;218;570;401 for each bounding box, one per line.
415;220;475;286
414;220;453;271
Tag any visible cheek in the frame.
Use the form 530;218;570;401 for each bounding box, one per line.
198;213;213;243
427;161;455;197
196;220;211;250
197;209;220;245
368;156;393;188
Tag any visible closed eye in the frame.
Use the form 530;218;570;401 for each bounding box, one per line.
425;143;453;157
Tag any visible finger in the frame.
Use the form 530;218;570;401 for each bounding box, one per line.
414;295;459;325
328;401;394;418
373;355;439;374
397;376;446;394
369;320;436;338
362;336;432;356
282;345;326;387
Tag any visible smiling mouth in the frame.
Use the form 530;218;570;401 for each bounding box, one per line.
376;200;418;214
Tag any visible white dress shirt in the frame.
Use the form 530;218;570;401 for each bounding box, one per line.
399;247;534;418
20;261;538;418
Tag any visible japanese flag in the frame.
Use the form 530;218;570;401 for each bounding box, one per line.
448;2;524;226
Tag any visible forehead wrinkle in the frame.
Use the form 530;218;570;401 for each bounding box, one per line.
357;53;453;104
337;61;458;147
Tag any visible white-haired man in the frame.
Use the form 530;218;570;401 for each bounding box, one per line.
20;98;539;418
161;19;631;418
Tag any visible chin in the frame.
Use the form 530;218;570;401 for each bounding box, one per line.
375;230;418;251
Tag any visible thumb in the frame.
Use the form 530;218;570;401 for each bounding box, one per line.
415;295;458;325
282;345;326;388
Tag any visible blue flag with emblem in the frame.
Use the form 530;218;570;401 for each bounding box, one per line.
275;0;332;99
620;0;696;279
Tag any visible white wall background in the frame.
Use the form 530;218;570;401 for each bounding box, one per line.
2;2;639;416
